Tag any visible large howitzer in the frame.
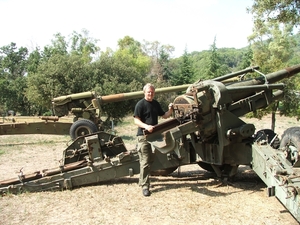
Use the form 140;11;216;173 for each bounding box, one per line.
1;65;300;222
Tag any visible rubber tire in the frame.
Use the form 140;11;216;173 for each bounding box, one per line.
279;127;300;164
254;129;280;149
69;119;98;140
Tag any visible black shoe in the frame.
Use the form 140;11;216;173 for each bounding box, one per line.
142;189;151;197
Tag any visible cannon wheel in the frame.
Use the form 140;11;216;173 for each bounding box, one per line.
151;167;178;176
69;119;98;140
279;127;300;164
255;129;280;149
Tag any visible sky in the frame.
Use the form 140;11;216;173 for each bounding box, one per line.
0;0;254;57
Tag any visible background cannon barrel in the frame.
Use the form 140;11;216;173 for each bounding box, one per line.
99;84;190;103
228;64;300;88
226;64;300;102
213;66;259;82
52;91;96;105
52;84;190;106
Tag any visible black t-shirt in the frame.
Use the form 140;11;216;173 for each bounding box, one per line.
134;98;165;136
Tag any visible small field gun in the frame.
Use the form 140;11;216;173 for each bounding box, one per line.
0;84;190;138
51;84;190;139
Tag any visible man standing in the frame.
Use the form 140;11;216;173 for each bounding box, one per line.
133;83;174;196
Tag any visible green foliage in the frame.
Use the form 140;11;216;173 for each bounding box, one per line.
188;46;252;82
172;47;193;86
8;76;31;115
0;43;31;115
1;26;300;122
70;29;100;62
188;50;210;81
26;30;100;114
0;78;8;109
48;33;68;56
92;45;151;121
279;78;300;120
205;36;220;79
27;53;93;109
239;46;253;69
118;35;142;57
157;48;173;81
0;43;28;79
249;22;296;72
141;40;175;82
247;0;300;27
202;37;233;79
43;111;52;116
247;1;300;125
27;48;42;74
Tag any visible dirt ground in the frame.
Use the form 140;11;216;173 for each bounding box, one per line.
0;115;299;225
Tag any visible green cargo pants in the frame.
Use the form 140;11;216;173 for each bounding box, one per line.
137;136;155;190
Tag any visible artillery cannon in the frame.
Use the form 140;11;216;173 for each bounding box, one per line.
1;65;300;222
51;84;191;139
0;84;190;139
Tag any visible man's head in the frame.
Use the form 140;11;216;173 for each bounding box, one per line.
143;83;155;101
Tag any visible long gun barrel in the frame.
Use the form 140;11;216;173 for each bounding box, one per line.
213;66;259;82
52;84;190;105
98;84;190;103
229;64;300;86
52;84;190;117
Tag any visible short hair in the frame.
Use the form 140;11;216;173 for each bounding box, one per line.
143;83;155;92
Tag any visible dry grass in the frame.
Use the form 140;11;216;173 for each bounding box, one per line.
0;115;299;225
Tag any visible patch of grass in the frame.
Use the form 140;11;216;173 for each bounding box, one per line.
287;120;297;126
0;149;5;156
0;135;70;147
119;120;132;126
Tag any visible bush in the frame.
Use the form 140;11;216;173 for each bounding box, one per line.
43;111;53;116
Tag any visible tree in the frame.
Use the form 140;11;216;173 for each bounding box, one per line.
248;2;298;130
118;35;142;57
247;0;300;28
172;47;193;86
41;33;68;60
204;36;229;79
70;29;100;62
27;48;42;74
26;52;94;111
26;31;100;114
0;43;30;115
238;46;253;70
157;47;173;82
91;42;151;123
0;43;28;79
142;40;175;82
